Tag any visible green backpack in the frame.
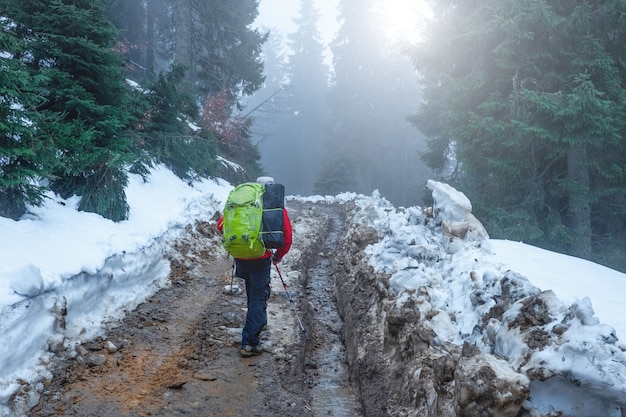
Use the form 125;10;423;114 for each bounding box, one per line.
222;182;267;258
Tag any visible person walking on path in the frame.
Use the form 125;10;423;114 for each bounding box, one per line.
217;176;292;357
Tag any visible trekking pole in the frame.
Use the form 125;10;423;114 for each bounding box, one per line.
274;263;306;334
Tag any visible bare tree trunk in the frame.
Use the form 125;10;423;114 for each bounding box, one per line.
567;143;592;258
173;0;193;72
145;0;156;79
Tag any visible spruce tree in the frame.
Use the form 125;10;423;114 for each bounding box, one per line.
164;0;267;98
4;0;137;221
138;63;218;181
167;0;266;178
108;0;268;179
106;0;150;80
0;25;55;219
193;0;267;97
409;0;626;266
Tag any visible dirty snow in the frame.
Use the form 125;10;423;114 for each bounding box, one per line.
0;168;625;416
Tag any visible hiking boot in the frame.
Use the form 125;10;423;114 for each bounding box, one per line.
240;345;262;357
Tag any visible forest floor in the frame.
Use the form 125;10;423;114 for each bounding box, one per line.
27;201;366;417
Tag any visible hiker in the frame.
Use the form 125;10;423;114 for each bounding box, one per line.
217;176;293;357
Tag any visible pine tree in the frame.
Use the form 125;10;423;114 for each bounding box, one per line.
195;0;267;96
165;0;267;98
4;0;137;221
409;0;626;266
108;0;267;98
108;0;268;179
168;0;267;177
107;0;171;81
0;25;55;219
137;63;218;181
106;0;150;80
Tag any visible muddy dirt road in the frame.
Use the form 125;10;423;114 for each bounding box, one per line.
28;201;362;417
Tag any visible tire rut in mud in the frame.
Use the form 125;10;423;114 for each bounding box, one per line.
294;202;363;417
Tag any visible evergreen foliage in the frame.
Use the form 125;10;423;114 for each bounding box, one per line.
201;89;262;183
139;63;218;181
241;30;292;184
4;0;136;221
1;1;267;221
313;150;357;196
106;0;152;80
108;0;267;99
192;0;267;97
167;0;267;178
0;26;54;219
410;0;626;268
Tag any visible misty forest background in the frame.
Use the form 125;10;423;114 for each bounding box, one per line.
2;0;626;273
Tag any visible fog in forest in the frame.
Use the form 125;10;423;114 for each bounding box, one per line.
6;0;625;271
248;0;433;207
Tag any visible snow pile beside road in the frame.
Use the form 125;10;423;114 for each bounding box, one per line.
2;168;626;416
337;180;626;417
0;166;230;416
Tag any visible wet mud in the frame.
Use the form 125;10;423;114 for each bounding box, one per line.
28;201;364;417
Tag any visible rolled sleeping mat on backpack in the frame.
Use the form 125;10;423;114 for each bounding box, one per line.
261;183;285;249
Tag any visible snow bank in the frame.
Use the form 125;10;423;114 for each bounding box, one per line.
356;181;626;416
0;166;231;415
2;170;626;417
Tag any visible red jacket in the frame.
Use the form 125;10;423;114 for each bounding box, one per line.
217;208;293;260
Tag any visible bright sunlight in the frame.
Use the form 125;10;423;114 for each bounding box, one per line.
373;0;433;43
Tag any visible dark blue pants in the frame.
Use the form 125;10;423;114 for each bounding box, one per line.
235;257;271;347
